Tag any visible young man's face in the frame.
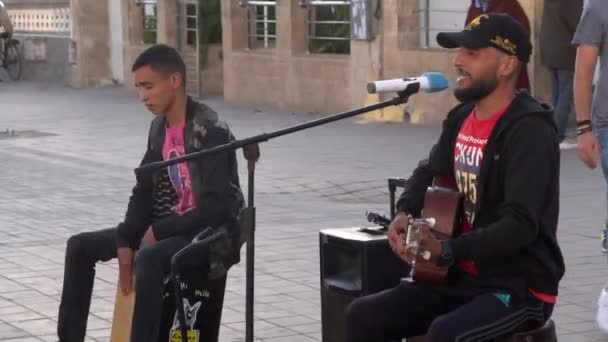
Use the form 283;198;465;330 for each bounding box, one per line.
133;65;183;115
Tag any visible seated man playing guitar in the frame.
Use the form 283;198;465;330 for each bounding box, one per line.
345;14;564;342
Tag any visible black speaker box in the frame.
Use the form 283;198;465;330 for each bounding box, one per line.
319;227;404;342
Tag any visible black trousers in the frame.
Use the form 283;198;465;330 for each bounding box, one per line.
57;227;192;342
345;280;553;342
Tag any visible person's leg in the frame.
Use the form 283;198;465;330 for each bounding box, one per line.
555;69;575;143
595;128;608;329
344;281;454;342
426;292;552;342
129;235;192;342
550;68;559;111
596;127;608;252
0;37;4;82
57;227;119;342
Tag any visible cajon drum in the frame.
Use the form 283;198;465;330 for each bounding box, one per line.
110;281;135;342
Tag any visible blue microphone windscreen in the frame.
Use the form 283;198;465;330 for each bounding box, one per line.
423;72;451;93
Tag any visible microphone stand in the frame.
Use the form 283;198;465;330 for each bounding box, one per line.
135;88;416;342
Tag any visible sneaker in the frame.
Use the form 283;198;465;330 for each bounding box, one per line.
597;286;608;334
602;228;608;253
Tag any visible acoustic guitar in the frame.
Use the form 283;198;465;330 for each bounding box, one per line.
407;177;463;285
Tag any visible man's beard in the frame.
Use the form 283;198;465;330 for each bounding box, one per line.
454;74;498;103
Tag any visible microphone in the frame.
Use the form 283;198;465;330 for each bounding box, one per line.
367;72;450;94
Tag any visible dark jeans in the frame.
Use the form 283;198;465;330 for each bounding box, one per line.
550;68;575;142
345;281;553;342
57;227;192;342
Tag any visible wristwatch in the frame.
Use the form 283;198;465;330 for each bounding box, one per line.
437;240;454;267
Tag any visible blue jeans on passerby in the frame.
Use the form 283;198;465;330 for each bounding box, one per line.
595;127;608;251
596;127;608;203
550;68;575;142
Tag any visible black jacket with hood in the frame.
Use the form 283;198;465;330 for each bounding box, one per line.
116;98;245;253
396;91;565;297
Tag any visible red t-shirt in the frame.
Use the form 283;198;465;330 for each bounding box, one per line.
453;107;556;304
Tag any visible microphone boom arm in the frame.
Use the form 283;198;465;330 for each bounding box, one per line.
135;89;414;174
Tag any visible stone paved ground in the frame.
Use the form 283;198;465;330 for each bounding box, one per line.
0;81;607;341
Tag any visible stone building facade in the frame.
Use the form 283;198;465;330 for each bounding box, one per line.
7;0;551;124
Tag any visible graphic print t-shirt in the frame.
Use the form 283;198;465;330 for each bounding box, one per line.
162;120;196;214
453;107;557;304
454;107;506;275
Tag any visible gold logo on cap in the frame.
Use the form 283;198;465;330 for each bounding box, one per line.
490;36;517;55
465;14;489;31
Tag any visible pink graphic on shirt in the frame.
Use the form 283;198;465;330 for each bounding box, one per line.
162;121;196;214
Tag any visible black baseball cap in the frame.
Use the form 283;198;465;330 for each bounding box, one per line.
436;13;532;63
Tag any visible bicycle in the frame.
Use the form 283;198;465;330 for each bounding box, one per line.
0;33;22;81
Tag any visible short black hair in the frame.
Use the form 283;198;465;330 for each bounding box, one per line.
132;44;187;84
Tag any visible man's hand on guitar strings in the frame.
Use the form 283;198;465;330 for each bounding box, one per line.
401;244;416;264
418;226;442;265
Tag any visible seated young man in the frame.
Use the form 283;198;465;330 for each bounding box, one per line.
345;14;565;342
56;44;245;342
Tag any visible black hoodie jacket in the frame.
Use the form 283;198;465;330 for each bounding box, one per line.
116;98;245;249
396;91;565;297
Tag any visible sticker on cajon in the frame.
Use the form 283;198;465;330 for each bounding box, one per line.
110;281;135;342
